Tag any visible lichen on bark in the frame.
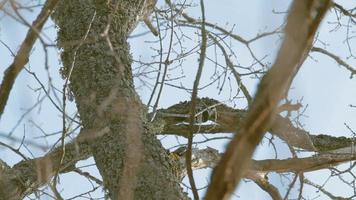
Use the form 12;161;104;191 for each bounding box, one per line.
52;0;188;199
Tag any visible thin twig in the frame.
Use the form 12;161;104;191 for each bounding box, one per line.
0;0;60;120
186;0;207;199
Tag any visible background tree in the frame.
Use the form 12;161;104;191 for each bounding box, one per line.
0;0;355;199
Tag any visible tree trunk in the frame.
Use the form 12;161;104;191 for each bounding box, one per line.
52;1;187;199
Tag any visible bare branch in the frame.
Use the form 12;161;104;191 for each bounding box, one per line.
0;0;60;120
0;138;91;200
186;0;207;198
155;98;315;151
304;178;353;200
245;171;282;200
205;1;332;199
333;2;356;20
175;147;356;176
311;47;356;77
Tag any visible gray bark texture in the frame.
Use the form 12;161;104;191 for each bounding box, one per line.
51;1;187;199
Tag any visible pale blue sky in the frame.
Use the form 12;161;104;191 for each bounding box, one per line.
1;0;355;199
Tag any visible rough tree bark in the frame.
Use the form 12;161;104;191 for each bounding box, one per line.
2;1;356;200
51;1;187;199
